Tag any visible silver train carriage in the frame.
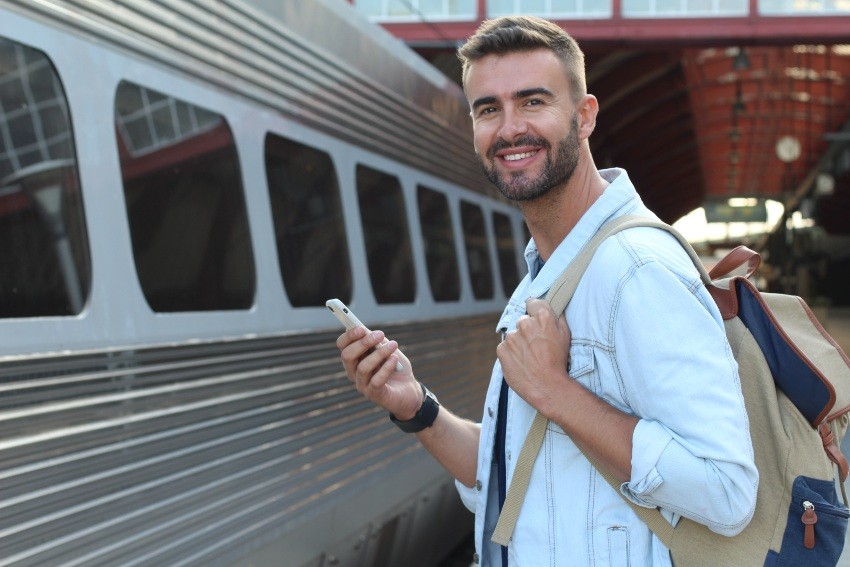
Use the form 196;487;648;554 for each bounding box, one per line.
0;0;528;566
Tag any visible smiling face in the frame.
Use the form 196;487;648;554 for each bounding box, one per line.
466;49;583;202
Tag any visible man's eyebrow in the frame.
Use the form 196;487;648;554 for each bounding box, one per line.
516;87;554;99
471;96;497;111
471;88;554;111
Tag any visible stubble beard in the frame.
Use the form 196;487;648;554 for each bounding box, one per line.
479;116;580;203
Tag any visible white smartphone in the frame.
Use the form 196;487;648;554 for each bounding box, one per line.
326;298;404;372
326;298;365;330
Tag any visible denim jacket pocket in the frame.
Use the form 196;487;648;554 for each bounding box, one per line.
568;344;595;385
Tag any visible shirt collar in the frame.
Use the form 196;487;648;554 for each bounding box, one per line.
523;168;645;298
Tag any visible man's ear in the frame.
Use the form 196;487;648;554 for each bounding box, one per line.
577;94;599;140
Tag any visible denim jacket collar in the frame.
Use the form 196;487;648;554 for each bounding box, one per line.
499;168;641;333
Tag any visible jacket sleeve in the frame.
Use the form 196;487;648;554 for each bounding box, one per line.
612;259;759;536
455;478;479;513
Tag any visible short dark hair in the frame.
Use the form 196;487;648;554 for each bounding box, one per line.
458;16;586;102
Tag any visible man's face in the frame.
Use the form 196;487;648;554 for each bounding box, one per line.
465;49;581;202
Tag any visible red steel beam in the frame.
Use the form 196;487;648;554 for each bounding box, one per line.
384;17;850;47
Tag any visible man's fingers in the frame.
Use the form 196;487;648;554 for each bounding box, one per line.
340;329;384;373
525;298;570;336
525;297;556;318
336;325;366;350
358;339;397;375
365;348;401;391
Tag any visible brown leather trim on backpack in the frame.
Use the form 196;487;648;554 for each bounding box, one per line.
708;281;739;320
707;246;760;321
708;245;761;280
819;422;850;482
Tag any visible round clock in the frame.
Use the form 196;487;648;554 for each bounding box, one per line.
776;136;801;163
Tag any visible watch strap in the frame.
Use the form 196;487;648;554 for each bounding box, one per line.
390;383;439;433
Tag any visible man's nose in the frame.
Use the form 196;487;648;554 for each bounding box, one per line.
497;107;528;141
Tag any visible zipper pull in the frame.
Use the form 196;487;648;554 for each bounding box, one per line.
802;500;818;549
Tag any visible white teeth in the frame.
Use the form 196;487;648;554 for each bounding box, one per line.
504;151;536;161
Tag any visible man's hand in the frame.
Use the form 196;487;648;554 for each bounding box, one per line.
498;298;637;481
336;326;423;420
496;298;572;416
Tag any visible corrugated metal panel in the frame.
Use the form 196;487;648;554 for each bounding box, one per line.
1;0;497;199
0;315;496;565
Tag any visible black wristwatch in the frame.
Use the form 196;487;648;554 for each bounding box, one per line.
390;383;440;433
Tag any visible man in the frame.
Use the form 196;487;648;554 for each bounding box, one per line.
336;16;757;566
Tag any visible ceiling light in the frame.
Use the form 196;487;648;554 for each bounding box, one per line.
733;49;750;71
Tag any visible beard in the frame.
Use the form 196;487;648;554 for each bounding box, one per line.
478;114;580;202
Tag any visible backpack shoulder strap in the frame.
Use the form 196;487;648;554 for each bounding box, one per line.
491;214;704;547
546;214;710;315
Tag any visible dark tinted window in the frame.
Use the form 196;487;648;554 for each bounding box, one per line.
460;201;493;299
0;37;90;317
115;81;254;311
417;186;460;302
265;135;351;306
493;212;520;294
356;165;414;303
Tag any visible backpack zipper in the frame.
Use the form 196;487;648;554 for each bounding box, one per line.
802;500;818;549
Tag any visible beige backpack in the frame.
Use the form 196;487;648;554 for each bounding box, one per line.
492;215;850;566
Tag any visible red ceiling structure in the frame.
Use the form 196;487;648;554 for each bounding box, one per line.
586;45;850;227
369;3;850;235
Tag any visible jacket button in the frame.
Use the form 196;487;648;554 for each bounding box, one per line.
487;407;494;417
473;552;480;564
475;480;482;491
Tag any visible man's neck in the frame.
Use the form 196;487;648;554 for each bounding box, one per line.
521;163;609;261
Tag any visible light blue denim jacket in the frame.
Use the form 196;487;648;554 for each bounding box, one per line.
456;169;758;566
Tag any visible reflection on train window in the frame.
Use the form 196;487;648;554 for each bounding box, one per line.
0;37;90;317
417;186;460;302
460;201;494;299
115;81;255;311
265;134;351;306
356;165;414;303
493;212;520;294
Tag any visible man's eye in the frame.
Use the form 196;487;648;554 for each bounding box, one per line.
525;99;543;106
476;107;498;118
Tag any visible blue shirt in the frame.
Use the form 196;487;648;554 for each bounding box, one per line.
456;169;758;566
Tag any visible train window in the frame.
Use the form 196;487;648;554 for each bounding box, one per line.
265;134;352;306
416;185;460;302
492;212;520;294
460;201;494;299
114;81;255;312
0;37;91;317
356;165;414;303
